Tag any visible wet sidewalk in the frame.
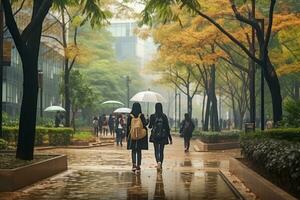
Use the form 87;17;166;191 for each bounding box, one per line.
1;137;243;200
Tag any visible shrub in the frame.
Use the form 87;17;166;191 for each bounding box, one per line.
242;128;300;142
0;139;8;150
2;127;73;146
241;135;300;197
194;131;240;143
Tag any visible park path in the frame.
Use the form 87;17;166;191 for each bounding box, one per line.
0;137;251;200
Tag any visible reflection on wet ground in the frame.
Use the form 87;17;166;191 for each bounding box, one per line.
11;170;237;200
0;137;241;200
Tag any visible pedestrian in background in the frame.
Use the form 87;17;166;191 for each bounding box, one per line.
98;114;103;136
127;102;148;173
102;115;109;136
92;117;99;136
109;114;115;137
149;103;172;170
180;113;195;153
115;114;125;146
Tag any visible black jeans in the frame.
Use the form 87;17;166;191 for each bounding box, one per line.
154;143;165;164
132;149;142;166
116;129;123;146
184;136;191;150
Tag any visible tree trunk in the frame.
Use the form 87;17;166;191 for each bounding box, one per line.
263;56;282;124
203;95;210;131
187;96;193;118
210;65;220;131
201;91;206;128
16;57;39;160
64;60;71;127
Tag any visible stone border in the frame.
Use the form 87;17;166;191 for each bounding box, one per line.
0;155;67;192
229;157;297;200
195;139;240;151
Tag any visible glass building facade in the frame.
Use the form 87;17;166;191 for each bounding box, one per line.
107;21;138;61
2;11;64;119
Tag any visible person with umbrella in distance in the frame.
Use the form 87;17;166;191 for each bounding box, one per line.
149;103;172;170
127;102;148;173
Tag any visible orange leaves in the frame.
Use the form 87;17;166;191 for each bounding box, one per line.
273;13;300;33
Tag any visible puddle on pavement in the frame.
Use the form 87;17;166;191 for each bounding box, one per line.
15;170;238;200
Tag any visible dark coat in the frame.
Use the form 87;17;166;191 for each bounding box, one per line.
149;114;172;145
126;114;148;150
180;120;195;139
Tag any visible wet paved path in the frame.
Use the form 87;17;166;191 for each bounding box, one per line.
1;137;243;200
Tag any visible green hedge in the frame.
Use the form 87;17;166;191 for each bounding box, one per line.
194;131;240;143
242;128;300;142
0;139;8;150
241;133;300;197
2;127;73;146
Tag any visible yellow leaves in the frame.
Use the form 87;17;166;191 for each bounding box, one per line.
72;16;84;27
276;62;300;76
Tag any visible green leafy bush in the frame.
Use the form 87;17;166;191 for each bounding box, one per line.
2;127;73;146
0;139;8;150
2;112;19;127
281;99;300;127
194;131;240;143
241;135;300;197
242;128;300;142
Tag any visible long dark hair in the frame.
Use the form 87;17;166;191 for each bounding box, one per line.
131;102;142;117
184;113;191;122
155;103;163;117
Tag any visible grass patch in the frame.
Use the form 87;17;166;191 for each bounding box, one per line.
0;154;55;169
72;132;95;142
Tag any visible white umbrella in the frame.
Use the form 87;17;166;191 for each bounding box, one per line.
130;91;166;103
101;100;124;105
113;107;131;114
44;106;66;112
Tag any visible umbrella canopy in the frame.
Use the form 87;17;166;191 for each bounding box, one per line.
130;91;166;103
113;107;131;114
44;106;66;112
101;100;124;105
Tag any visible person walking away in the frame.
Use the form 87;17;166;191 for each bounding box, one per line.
127;102;148;173
115;114;125;146
149;103;172;170
102;115;109;136
180;113;195;153
108;114;115;137
55;111;61;127
92;117;99;136
98;114;103;136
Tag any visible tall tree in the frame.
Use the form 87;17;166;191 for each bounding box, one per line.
3;0;53;160
142;0;284;124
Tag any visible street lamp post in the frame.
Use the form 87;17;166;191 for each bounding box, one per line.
249;0;256;129
38;70;43;118
123;75;131;108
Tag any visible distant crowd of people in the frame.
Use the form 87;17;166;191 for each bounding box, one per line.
93;102;195;174
92;114;127;146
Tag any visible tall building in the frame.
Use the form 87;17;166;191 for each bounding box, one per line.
107;19;156;68
2;11;64;119
107;19;138;61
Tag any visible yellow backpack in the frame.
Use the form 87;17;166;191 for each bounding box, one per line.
130;114;146;140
